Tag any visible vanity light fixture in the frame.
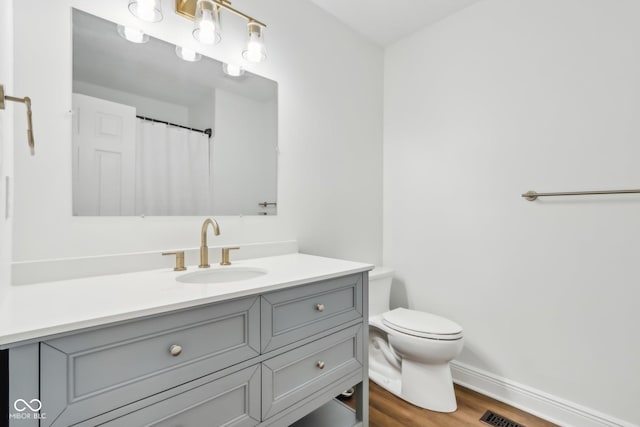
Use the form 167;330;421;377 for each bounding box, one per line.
174;0;267;63
242;22;266;63
222;63;244;77
175;46;202;62
117;25;149;44
128;0;163;23
192;0;221;45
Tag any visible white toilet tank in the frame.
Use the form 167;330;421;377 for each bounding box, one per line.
368;267;394;317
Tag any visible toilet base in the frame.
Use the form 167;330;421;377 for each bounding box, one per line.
401;359;457;412
370;360;457;413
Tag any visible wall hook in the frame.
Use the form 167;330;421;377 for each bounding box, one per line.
1;84;35;155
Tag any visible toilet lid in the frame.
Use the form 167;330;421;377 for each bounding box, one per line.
382;308;463;340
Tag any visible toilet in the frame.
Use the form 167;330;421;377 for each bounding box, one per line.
368;267;464;412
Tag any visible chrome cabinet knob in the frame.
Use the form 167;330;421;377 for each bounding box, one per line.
316;360;325;369
169;344;183;357
315;303;325;312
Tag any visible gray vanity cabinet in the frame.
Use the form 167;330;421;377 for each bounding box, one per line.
7;272;368;427
39;296;261;427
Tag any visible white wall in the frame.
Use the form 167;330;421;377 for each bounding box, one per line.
187;90;215;132
12;0;383;264
384;0;640;424
0;0;14;299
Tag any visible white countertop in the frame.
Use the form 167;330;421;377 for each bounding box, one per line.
0;253;373;347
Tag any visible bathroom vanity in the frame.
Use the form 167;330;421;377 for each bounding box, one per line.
1;254;371;427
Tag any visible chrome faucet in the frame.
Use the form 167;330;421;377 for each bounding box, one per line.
199;218;220;268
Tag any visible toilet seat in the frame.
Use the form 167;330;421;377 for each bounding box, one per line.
382;308;463;340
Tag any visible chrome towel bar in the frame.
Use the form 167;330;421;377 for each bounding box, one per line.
522;189;640;201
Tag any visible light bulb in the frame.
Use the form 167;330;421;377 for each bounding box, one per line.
198;11;217;44
128;0;163;23
222;63;245;77
117;25;149;44
242;23;266;63
193;0;220;45
175;46;202;62
244;41;264;62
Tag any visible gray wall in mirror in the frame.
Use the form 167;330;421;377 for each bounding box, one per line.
72;9;278;217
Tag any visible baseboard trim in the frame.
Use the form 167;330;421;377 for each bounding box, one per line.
450;361;635;427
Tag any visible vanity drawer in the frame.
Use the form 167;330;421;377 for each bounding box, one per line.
261;324;363;419
40;296;260;427
261;273;363;352
98;365;261;427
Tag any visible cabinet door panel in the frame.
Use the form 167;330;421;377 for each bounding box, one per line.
261;274;362;352
262;324;363;419
100;365;260;427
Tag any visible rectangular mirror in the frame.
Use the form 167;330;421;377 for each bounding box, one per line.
72;9;278;216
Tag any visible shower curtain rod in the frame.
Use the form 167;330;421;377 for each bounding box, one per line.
136;115;212;138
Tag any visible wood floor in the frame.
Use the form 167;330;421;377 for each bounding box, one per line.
343;381;559;427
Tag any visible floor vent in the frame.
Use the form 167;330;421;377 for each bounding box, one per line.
480;410;525;427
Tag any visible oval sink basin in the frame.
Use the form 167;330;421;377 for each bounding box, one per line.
177;266;268;284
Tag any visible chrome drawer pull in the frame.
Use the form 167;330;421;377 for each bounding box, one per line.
316;360;325;369
315;303;325;312
169;344;183;357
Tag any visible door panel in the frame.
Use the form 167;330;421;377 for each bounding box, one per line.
73;93;136;215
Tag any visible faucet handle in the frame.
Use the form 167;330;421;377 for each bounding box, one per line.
220;247;240;266
162;251;187;271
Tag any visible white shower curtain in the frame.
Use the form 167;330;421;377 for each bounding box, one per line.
135;120;211;216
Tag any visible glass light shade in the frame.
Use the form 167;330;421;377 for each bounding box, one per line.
128;0;163;23
222;63;245;77
117;25;149;44
175;46;202;62
242;23;266;63
193;0;221;45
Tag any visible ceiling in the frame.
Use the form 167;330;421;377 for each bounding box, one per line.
309;0;482;47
